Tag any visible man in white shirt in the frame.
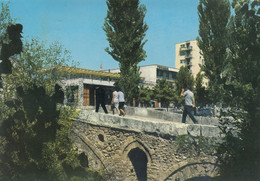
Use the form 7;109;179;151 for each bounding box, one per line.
118;89;126;116
180;88;198;124
111;88;119;115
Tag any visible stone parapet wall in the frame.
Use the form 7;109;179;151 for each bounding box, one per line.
125;107;220;126
78;110;222;138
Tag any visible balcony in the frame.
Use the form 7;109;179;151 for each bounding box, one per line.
185;53;192;59
180;46;192;51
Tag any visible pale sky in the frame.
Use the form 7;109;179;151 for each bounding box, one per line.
8;0;200;70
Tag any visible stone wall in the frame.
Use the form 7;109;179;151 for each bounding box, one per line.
78;110;222;138
126;107;219;126
72;110;220;180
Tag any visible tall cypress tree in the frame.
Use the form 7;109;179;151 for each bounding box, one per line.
217;1;260;180
103;0;148;103
197;0;230;102
197;0;260;180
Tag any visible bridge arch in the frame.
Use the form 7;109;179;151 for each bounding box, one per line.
121;138;152;181
121;138;152;165
72;131;108;172
163;159;218;181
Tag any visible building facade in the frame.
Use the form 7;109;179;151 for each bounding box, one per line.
175;40;204;78
107;64;179;88
55;64;179;108
54;66;119;108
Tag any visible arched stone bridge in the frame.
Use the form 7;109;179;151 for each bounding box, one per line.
72;108;221;181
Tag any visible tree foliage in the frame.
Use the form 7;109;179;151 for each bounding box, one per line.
194;71;207;105
0;2;103;180
138;85;153;107
120;65;142;104
175;66;194;95
0;1;16;41
153;79;175;108
103;0;148;103
198;0;260;180
0;40;103;180
197;0;230;102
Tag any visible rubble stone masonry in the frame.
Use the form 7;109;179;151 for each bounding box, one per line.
71;109;221;181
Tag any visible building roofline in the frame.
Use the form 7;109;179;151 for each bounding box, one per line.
104;64;178;71
46;66;120;78
176;40;197;44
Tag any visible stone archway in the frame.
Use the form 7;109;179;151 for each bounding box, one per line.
72;131;108;171
121;139;152;181
121;139;152;165
128;147;148;181
163;160;219;181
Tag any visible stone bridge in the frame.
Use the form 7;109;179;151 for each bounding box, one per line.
71;107;221;181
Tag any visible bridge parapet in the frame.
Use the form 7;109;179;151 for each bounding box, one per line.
126;107;220;126
77;110;222;139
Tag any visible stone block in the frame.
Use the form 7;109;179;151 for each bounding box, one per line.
187;124;201;136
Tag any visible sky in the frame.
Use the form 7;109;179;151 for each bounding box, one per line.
8;0;200;70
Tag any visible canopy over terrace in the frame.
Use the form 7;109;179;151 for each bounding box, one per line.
53;66;120;80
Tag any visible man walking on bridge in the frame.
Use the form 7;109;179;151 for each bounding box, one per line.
180;87;198;124
95;87;108;114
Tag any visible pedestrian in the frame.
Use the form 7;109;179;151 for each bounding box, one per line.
118;88;126;116
95;87;108;114
180;87;198;124
111;87;120;115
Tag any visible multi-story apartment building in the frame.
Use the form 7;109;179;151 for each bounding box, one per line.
175;40;204;78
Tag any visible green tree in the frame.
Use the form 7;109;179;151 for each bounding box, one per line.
197;0;230;102
153;79;175;108
0;1;17;88
0;3;103;179
0;1;16;41
138;85;153;107
198;0;260;180
175;66;194;95
0;38;103;181
103;0;148;103
216;1;260;180
194;71;207;105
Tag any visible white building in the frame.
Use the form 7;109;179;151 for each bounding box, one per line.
107;64;179;87
175;40;204;78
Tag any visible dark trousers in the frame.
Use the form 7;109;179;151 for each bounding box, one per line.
182;105;198;124
96;100;108;114
119;102;125;115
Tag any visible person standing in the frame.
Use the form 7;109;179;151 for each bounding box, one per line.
118;89;126;116
180;87;198;124
111;88;120;115
95;87;108;114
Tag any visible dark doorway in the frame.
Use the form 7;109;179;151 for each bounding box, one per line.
128;147;148;181
78;152;89;168
185;176;212;181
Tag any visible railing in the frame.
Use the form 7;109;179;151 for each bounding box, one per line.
185;53;192;59
180;46;192;51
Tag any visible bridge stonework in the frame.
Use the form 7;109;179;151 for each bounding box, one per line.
72;109;220;181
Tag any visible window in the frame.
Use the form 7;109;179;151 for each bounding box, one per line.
180;44;185;48
157;69;163;77
169;72;173;80
180;51;186;56
180;59;186;64
172;72;177;79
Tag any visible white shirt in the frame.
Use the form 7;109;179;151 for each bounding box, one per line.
112;91;119;103
183;89;194;106
118;91;125;102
